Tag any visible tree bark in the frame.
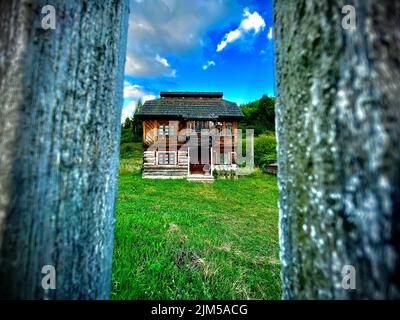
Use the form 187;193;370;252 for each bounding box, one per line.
0;0;129;299
274;0;400;299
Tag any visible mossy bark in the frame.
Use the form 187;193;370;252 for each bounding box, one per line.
0;0;129;299
274;0;400;299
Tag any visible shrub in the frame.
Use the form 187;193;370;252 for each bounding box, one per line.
254;134;277;169
119;143;134;159
212;169;218;178
120;128;134;144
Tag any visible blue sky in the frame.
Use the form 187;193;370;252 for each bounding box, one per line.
123;0;274;121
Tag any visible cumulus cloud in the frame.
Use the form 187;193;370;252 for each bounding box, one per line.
125;0;239;77
121;101;138;123
202;60;216;70
121;82;156;122
124;84;148;100
125;53;175;77
216;8;265;52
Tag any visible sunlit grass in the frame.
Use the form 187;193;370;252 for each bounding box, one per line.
112;142;281;299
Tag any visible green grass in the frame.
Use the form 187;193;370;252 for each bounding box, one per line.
112;142;281;299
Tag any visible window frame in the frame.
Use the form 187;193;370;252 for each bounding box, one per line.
158;124;176;136
157;151;177;166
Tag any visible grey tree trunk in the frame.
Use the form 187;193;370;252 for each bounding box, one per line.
0;0;129;299
274;0;400;299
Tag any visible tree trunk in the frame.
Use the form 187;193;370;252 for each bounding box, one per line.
274;0;400;299
0;0;129;299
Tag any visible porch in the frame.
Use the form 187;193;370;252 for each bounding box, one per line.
142;148;239;181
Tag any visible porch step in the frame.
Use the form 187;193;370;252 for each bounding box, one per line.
143;172;187;178
143;164;187;169
143;174;186;179
187;175;214;183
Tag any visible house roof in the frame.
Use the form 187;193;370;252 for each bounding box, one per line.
159;92;223;99
137;92;243;120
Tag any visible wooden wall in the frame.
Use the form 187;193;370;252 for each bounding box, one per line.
142;120;239;148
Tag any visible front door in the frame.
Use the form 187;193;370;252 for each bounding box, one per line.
189;147;211;175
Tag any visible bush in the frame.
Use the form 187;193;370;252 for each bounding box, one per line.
120;128;134;144
254;134;277;169
119;143;135;159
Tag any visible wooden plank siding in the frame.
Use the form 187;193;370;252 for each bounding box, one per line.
143;150;189;178
142;120;239;149
143;119;158;146
142;119;239;179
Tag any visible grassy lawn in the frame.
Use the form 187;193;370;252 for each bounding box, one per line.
112;142;281;299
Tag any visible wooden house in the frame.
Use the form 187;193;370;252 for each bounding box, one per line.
136;92;244;182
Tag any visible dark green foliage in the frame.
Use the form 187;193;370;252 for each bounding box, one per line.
120;128;134;144
131;99;143;142
119;143;135;159
237;94;277;170
212;169;237;179
239;95;275;135
254;134;277;170
123;117;132;129
121;99;143;143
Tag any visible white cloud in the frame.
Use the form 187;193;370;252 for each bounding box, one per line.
156;54;170;68
125;55;147;76
202;60;216;70
124;84;147;100
240;8;265;33
121;100;137;123
121;82;156;122
125;53;176;77
142;94;157;103
216;8;265;52
125;0;239;76
267;27;273;40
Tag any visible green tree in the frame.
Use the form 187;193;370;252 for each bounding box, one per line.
131;99;143;142
123;116;132;130
239;95;275;135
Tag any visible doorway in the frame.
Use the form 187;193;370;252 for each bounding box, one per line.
189;147;211;176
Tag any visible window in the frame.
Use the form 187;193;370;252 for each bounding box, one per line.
158;124;176;136
194;121;212;132
158;152;175;165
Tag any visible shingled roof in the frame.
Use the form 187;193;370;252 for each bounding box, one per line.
136;92;243;120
